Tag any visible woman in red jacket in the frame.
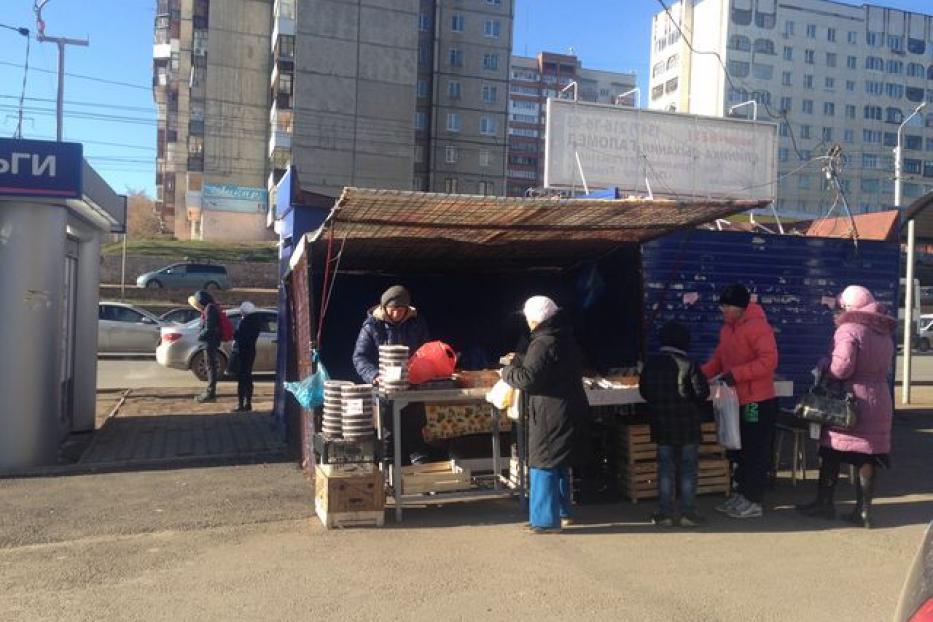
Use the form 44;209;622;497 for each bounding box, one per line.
702;284;779;519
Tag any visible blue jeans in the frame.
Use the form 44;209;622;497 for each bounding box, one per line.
529;467;571;528
657;444;699;516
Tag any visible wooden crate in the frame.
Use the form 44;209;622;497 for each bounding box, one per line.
401;460;473;495
617;423;730;503
315;464;385;528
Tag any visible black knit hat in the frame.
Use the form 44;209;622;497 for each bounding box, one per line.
659;321;691;351
719;283;751;309
380;285;411;308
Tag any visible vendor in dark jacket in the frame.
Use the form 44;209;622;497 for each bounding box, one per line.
232;301;262;413
502;296;587;534
353;285;432;464
639;321;710;528
188;289;222;403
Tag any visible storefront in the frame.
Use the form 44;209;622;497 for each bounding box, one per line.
0;138;125;469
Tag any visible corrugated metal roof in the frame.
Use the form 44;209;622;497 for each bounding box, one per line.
308;188;769;271
805;210;899;241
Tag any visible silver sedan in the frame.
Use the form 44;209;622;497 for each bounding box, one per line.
98;302;165;354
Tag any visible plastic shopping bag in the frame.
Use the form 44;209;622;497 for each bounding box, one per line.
485;378;515;410
712;381;742;450
284;351;329;410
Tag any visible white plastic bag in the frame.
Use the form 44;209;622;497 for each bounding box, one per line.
712;381;742;450
485;379;515;410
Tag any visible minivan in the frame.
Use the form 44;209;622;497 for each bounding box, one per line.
136;262;230;290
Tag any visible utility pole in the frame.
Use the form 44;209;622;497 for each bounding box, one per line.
34;0;88;141
896;101;927;405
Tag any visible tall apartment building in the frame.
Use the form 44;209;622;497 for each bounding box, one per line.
649;0;933;216
506;52;637;197
267;0;514;205
152;0;272;241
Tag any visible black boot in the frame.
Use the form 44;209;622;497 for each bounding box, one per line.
797;458;838;519
231;399;246;413
243;400;252;412
846;466;875;529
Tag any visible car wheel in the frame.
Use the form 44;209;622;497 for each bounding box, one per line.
190;350;228;382
147;279;162;289
921;338;930;353
205;281;220;291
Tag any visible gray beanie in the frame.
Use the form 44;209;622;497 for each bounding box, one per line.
380;285;411;308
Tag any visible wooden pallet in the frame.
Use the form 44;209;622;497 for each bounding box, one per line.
314;499;385;528
401;460;473;495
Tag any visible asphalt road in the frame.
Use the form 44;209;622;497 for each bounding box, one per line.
97;358;274;390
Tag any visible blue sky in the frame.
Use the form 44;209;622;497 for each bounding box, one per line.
0;0;930;196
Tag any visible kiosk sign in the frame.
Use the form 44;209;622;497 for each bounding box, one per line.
0;138;83;199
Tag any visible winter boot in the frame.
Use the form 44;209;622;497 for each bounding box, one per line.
243;400;253;412
846;467;875;529
231;399;247;413
797;458;838;519
195;391;216;404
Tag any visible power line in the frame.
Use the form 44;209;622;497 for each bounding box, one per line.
1;25;31;138
0;59;151;91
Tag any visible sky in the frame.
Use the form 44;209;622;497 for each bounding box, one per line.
0;0;931;197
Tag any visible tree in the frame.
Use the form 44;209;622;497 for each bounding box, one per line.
125;189;163;239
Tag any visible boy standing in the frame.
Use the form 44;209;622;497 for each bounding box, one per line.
639;321;711;527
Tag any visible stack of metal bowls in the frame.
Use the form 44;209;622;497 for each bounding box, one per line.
378;344;410;393
322;380;351;438
340;384;375;441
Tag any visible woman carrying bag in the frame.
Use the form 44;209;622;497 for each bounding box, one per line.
797;285;896;528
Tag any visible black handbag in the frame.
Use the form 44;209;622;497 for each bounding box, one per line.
794;379;858;430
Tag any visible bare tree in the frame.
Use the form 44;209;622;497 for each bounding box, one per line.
125;189;162;239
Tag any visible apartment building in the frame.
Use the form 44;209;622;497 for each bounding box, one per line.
649;0;933;216
152;0;272;240
506;52;637;197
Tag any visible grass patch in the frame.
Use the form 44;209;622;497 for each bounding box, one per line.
103;238;277;263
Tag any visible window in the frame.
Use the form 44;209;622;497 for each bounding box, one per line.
863;129;882;144
484;19;501;38
444;178;458;193
844;129;854;143
907;87;925;103
783;46;793;61
751;90;771;106
908;38;926;55
827;28;836;42
800;124;811;139
449;48;463;67
478;181;494;196
276;72;292;95
865;56;883;71
445;145;458;164
447;112;461;132
806;24;816;39
779;122;789;137
665;77;679;92
479;150;490;168
907;63;925;78
825;77;834;90
884;132;898;147
804;74;813;89
886;107;903;124
906;135;923;150
847;31;857;45
779;148;789;162
419;13;431;31
824;102;835;116
865;81;883;96
802;99;813;114
779;96;792;112
417;79;429;98
752;64;772;80
785;21;795;36
448;80;461;99
845;104;855;119
847;56;857;70
782;71;792;86
886;60;903;74
867;32;881;47
755;11;775;29
728;61;750;78
732;6;752;25
826;53;836;68
805;49;815;64
482;85;497;104
753;38;774;55
450;14;464;32
863;105;882;120
480;116;497;135
886;83;904;99
415;111;427;130
486;0;502;5
889;35;903;52
483;54;499;71
846;80;855;92
822;127;833;141
904;159;922;175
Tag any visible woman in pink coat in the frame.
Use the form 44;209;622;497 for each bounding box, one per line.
797;285;896;528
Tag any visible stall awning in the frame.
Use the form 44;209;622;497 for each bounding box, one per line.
307;188;770;272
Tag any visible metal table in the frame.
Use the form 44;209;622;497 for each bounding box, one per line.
380;387;518;522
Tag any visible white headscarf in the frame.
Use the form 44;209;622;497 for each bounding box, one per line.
240;301;256;315
523;296;559;323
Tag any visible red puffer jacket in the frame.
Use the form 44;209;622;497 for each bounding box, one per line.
701;303;778;406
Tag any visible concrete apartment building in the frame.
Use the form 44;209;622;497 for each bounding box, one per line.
152;0;272;241
506;52;637;196
649;0;933;217
267;0;514;207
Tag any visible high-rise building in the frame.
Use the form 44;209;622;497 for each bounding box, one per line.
267;0;514;206
152;0;272;240
649;0;933;216
506;52;637;197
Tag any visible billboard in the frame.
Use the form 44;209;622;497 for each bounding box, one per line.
544;99;778;201
202;183;268;213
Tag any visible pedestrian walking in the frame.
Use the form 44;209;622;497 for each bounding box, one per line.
188;289;223;403
231;301;262;412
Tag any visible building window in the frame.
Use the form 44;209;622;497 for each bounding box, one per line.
447;112;461;132
824;102;835;116
783;46;792;61
784;21;795;36
906;135;923;150
445;145;458;164
444;178;458;193
752;64;772;80
728;35;750;51
731;6;752;25
845;104;855;119
806;24;816;39
800;124;811;139
827;28;836;42
803;74;813;89
865;81;883;96
865;56;883;71
863;105;882;120
779;122;789;137
417;79;429;98
483;54;499;71
451;14;464;32
822;127;833;141
863;129;882;144
415;111;427;130
886;60;903;74
825;77;834;90
804;49;814;64
889;35;903;52
884;132;898;147
802;99;813;114
419;14;431;31
886;83;904;99
844;129;854;143
846;80;855;92
907;87;925;103
484;19;501;38
753;38;774;55
826;53;836;68
482;85;497;104
847;56;857;70
727;61;750;78
778;148;788;162
886;107;903;124
779;96;791;112
907;63;925;78
448;80;461;99
486;0;502;5
478;181;494;196
847;31;857;45
480;116;497;135
449;49;463;67
479;149;490;167
782;71;792;86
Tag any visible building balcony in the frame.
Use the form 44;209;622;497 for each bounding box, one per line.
271;14;296;48
269;130;292;157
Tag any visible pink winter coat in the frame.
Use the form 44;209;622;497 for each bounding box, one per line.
820;302;897;455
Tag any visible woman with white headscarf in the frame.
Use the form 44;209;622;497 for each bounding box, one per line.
231;301;262;412
502;296;588;533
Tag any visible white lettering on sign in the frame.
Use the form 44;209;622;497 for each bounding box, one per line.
0;153;57;177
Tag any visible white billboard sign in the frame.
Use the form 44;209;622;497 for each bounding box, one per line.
544;99;778;201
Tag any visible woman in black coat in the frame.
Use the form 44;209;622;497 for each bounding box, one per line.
502;296;587;533
232;301;262;412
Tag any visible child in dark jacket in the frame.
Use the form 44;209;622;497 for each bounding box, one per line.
639;321;711;527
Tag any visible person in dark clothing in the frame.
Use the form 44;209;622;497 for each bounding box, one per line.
352;285;432;464
232;301;262;412
502;296;588;534
639;321;711;528
188;289;222;403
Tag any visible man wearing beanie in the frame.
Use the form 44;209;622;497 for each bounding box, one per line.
702;283;778;519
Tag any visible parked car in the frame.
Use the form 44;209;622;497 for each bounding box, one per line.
135;262;230;290
98;302;164;354
156;308;278;380
918;315;933;353
894;521;933;621
159;307;201;325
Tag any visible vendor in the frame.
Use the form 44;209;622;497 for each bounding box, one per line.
352;285;429;384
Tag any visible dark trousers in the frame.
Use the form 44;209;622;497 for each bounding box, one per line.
205;345;220;395
736;398;777;504
237;348;256;405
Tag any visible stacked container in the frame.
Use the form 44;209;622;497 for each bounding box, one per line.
340;384;376;441
378;344;410;393
322;380;351;438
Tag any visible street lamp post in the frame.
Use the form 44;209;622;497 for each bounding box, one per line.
897;101;927;404
616;87;641;107
728;100;758;121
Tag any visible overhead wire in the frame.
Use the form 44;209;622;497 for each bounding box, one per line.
0;25;31;138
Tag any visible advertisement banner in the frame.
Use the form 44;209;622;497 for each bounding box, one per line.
202;183;268;213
